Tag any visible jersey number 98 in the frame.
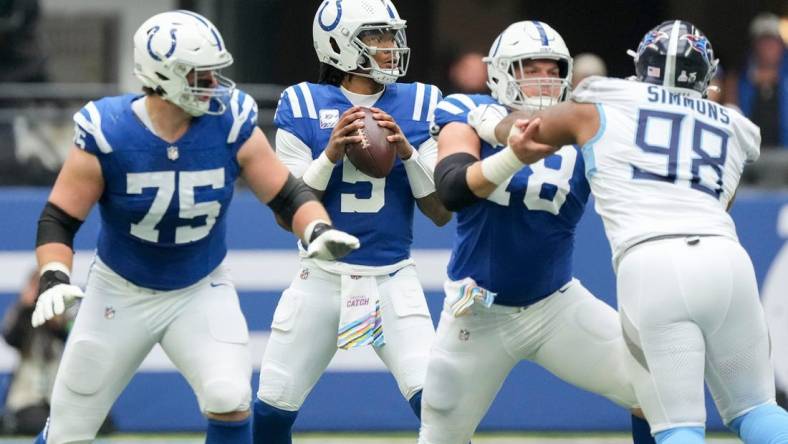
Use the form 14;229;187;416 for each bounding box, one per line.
633;109;728;198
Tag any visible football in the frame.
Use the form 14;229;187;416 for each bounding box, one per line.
345;107;397;178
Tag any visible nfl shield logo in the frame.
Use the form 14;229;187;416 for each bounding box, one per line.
167;146;179;161
104;306;115;320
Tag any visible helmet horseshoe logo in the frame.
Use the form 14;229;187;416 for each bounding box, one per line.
318;0;343;32
147;25;178;62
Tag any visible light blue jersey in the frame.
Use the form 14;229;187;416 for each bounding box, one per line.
73;90;258;290
274;81;441;266
432;93;590;306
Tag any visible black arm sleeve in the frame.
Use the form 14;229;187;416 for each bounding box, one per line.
434;153;481;211
36;202;84;249
267;173;318;229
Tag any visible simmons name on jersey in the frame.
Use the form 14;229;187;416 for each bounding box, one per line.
572;77;761;264
274;81;440;267
73;89;258;290
432;93;590;306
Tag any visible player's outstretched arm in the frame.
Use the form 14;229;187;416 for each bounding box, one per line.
516;101;600;150
492;110;535;146
238;128;359;260
435;121;515;209
33;146;104;327
435;122;495;201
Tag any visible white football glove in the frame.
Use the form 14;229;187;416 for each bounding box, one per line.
466;103;508;147
31;264;84;328
304;221;360;261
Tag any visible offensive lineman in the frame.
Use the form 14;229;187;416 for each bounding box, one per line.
512;20;788;443
252;1;451;442
421;20;655;444
31;11;358;443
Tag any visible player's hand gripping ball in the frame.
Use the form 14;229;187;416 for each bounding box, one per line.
344;107;397;178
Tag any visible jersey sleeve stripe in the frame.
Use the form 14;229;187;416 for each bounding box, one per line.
436;101;464;115
81;102;113;153
285;86;303;118
227;90;257;144
426;86;440;122
580;103;606;178
297;82;318;119
412;82;426;121
452;94;477;111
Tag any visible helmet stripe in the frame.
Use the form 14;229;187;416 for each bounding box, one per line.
491;34;503;57
531;21;549;46
176;10;208;26
663;20;681;88
176;10;223;50
210;29;223;51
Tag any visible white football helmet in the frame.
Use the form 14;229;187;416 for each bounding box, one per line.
133;10;235;116
313;0;409;85
485;21;573;111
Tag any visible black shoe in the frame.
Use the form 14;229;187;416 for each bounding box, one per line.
778;387;787;409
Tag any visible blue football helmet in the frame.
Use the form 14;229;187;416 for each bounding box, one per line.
629;20;718;96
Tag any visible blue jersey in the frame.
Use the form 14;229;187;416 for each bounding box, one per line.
274;81;441;266
432;94;590;306
73;90;258;290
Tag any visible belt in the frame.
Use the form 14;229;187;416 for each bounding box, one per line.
620;233;723;265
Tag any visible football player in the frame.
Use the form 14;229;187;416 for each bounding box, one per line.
252;1;450;443
421;20;655;444
510;20;788;444
30;10;358;443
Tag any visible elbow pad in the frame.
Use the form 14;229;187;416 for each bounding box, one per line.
434;153;480;211
267;174;318;229
36;202;83;249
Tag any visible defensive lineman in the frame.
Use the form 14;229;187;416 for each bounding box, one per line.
253;1;450;442
421;20;654;444
514;20;788;444
31;11;357;443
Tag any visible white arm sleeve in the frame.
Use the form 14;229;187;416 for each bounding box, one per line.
275;129;313;178
403;138;439;199
417;137;439;168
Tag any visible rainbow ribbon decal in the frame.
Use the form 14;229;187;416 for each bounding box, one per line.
337;301;385;349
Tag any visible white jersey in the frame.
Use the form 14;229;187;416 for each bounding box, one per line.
572;77;761;266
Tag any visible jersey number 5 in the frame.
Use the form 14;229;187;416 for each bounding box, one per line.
340;161;385;213
127;168;224;244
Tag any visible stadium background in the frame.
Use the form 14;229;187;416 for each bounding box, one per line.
0;0;787;438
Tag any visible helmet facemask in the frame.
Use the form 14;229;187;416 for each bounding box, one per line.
166;60;235;116
351;24;410;85
488;55;572;111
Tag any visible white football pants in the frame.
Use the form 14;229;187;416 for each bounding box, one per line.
419;278;640;444
617;236;776;434
256;263;435;411
45;259;252;444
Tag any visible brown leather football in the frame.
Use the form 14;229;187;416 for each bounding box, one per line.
345;107;397;178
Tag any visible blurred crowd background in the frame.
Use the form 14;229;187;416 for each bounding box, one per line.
0;0;786;187
0;0;786;434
